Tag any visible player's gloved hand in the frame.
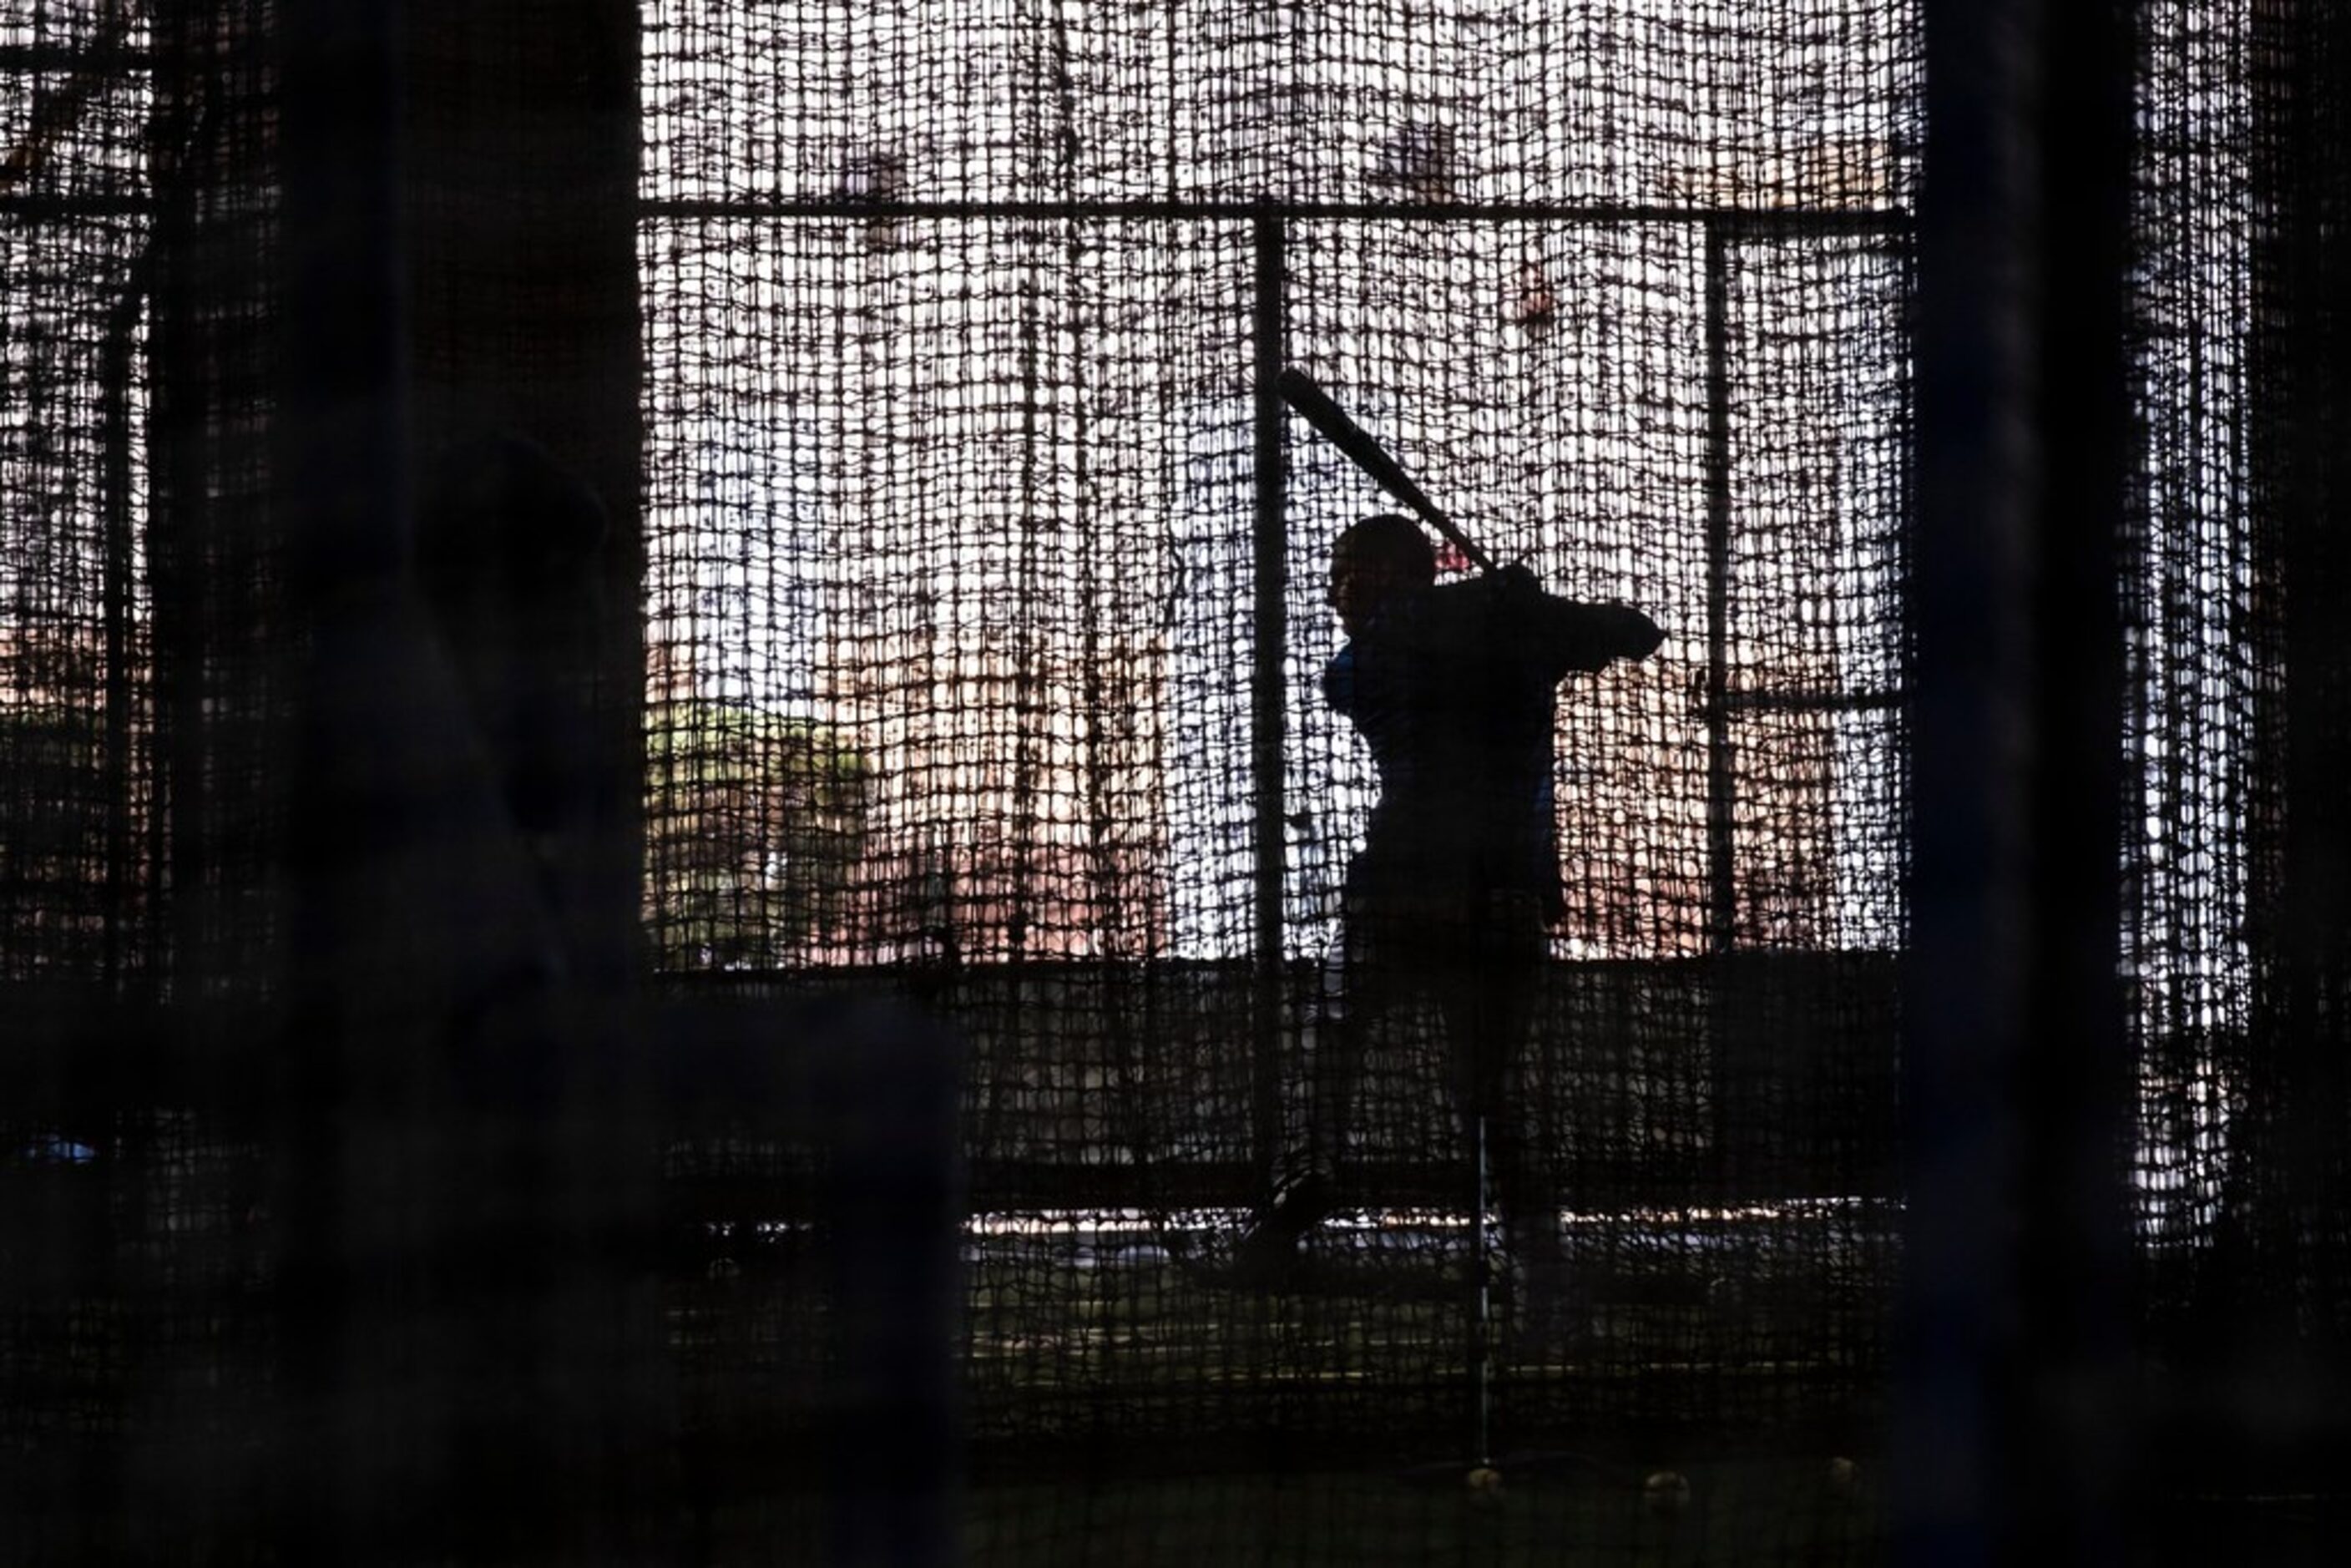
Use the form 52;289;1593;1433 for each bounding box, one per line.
1615;605;1667;660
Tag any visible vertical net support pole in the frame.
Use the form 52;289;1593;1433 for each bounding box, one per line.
1251;210;1290;1192
1469;1113;1493;1469
1702;221;1737;963
1904;1;2136;1560
2023;2;2137;1554
273;0;414;1558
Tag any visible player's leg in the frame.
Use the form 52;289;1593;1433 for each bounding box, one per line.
1234;895;1393;1272
1439;893;1571;1346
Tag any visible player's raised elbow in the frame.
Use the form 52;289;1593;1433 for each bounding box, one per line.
1617;607;1666;661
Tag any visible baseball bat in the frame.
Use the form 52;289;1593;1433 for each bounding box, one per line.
1273;367;1497;574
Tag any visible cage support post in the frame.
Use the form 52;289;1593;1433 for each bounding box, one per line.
1702;221;1737;959
1251;211;1289;1193
1469;1110;1494;1470
275;0;413;1558
1905;3;2136;1560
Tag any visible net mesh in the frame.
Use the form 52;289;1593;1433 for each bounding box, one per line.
2;1;2344;1562
636;5;1917;1519
2123;0;2351;1416
2128;0;2263;1305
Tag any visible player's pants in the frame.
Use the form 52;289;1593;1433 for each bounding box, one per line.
1300;886;1560;1272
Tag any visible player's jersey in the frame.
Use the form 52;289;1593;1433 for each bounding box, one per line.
1326;572;1661;918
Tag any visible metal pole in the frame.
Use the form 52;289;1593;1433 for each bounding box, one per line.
1904;4;2136;1561
275;2;411;1560
2018;4;2136;1560
1703;222;1737;957
1251;212;1289;1190
1903;11;2036;1560
1470;1111;1494;1469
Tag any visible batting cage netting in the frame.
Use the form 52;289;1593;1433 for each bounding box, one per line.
3;1;2347;1564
